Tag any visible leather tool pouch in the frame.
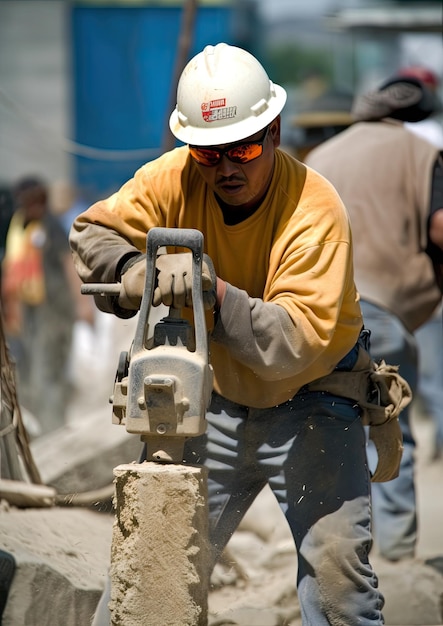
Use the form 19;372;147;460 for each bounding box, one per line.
306;346;412;482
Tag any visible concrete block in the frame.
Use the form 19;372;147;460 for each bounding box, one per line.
30;409;141;498
0;507;113;626
110;462;209;626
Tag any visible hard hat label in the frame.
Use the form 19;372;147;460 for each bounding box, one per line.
201;99;237;123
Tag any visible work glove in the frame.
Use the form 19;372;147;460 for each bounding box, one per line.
153;252;217;310
118;257;146;310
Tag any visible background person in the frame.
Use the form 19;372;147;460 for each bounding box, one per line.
399;66;443;462
293;68;443;464
306;73;443;561
1;176;84;435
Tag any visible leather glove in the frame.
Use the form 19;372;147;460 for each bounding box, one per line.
153;252;217;310
118;258;146;310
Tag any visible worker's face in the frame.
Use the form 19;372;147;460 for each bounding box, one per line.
190;118;280;210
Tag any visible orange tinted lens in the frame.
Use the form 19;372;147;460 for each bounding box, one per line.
189;147;221;166
227;143;263;163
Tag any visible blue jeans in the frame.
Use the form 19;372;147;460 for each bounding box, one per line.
360;300;418;561
184;385;384;625
415;304;443;454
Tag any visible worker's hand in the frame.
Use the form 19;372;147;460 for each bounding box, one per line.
153;252;217;310
118;258;146;310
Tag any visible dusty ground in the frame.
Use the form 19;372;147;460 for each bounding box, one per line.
2;314;443;625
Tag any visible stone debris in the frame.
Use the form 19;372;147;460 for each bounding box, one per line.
1;316;442;625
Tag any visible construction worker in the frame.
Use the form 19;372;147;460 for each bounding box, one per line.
400;66;443;463
1;177;84;435
305;73;443;562
70;44;410;625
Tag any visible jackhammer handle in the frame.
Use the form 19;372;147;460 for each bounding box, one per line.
134;227;207;356
80;283;121;296
146;227;203;255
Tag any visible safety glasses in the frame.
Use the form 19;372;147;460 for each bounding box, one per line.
189;126;270;167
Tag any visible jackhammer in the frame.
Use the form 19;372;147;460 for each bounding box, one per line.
81;227;213;461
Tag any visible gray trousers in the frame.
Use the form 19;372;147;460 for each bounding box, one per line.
183;389;384;626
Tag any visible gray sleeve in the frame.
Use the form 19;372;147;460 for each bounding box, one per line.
211;283;304;381
69;221;142;317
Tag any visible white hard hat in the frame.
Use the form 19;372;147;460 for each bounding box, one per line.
169;43;287;146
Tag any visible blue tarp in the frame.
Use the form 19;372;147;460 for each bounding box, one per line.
72;5;235;197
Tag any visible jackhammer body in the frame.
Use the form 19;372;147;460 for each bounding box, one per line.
81;227;213;463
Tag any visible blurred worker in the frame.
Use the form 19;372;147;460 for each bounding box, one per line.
294;69;443;464
306;73;443;561
399;66;443;462
71;44;411;624
1;176;84;435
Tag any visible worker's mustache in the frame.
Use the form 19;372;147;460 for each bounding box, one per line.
216;175;246;184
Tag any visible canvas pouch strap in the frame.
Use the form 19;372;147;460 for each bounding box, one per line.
306;346;412;482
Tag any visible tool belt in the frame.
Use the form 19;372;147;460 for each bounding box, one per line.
306;345;412;483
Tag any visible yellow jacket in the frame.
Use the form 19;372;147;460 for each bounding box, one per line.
70;146;362;408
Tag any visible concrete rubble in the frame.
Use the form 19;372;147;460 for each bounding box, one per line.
1;420;443;626
1;314;442;625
